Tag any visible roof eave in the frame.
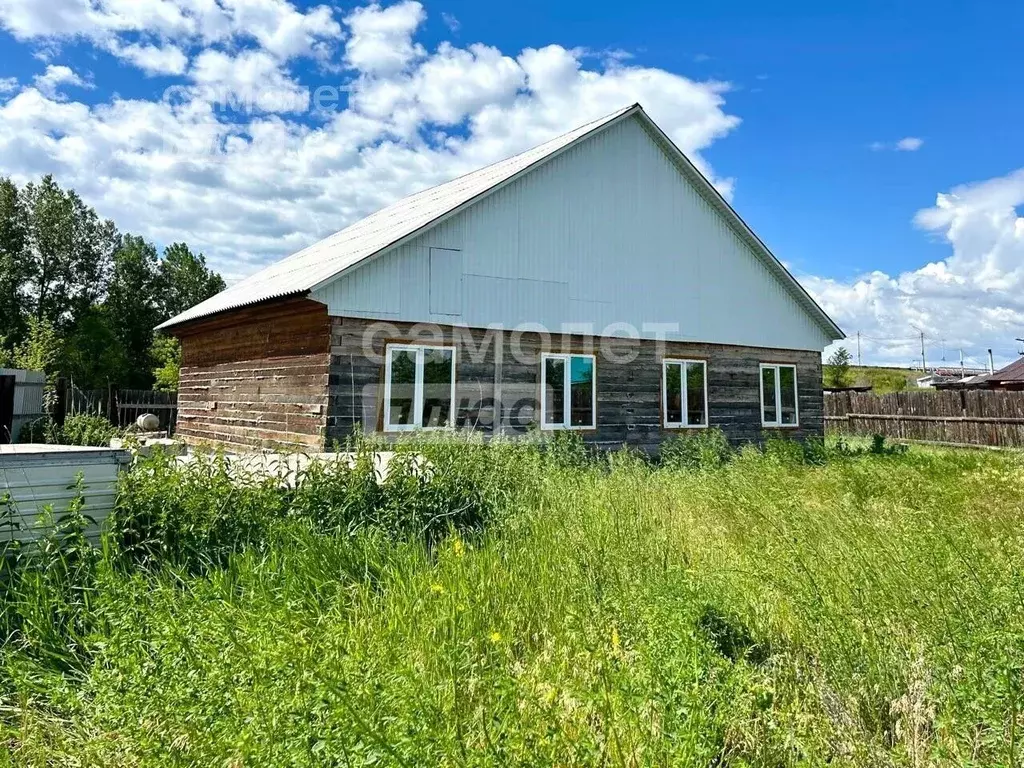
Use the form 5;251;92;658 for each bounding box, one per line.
155;290;309;334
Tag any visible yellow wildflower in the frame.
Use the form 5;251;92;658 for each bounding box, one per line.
611;626;622;656
452;537;465;558
489;631;502;644
430;583;445;595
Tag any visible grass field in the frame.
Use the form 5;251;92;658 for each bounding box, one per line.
849;366;922;394
2;435;1023;766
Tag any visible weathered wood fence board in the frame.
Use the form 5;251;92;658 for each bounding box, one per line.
63;384;178;434
825;390;1024;448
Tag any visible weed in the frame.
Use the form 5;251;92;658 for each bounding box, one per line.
660;427;732;469
2;438;1023;766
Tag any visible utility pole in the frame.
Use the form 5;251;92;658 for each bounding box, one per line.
959;348;965;379
856;332;862;366
910;325;926;372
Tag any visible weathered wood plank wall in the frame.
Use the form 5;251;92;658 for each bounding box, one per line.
825;390;1024;447
328;317;823;452
174;298;331;451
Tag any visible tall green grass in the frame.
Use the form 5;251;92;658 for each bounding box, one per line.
2;434;1023;766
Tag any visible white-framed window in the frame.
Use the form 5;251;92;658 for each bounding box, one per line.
760;363;799;428
383;344;456;432
663;359;708;428
540;353;596;430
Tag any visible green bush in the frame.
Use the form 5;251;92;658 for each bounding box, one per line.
541;429;591;469
17;415;58;444
109;434;540;571
60;414;119;447
1;477;99;673
16;413;118;446
660;427;732;469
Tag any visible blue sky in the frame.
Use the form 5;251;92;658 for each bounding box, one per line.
422;0;1022;281
0;0;1022;366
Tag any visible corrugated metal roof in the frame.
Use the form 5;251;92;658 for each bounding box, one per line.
157;104;638;330
158;102;842;340
974;356;1024;385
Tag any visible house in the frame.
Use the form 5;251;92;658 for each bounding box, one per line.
916;371;959;389
939;357;1024;391
157;104;844;453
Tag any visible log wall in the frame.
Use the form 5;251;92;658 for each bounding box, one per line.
174;298;331;451
328;317;823;452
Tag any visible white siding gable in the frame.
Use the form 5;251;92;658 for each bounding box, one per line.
311;115;833;351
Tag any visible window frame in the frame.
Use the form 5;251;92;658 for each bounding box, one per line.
662;358;709;429
383;343;457;432
759;363;800;429
539;352;597;431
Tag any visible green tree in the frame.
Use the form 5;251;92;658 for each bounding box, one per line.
64;306;129;388
105;235;162;387
22;175;118;331
150;334;181;391
159;243;225;320
824;346;854;389
0;177;29;346
13;316;63;381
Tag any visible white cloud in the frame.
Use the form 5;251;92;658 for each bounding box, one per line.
871;136;924;152
113;42;189;75
0;0;343;71
189;48;309;113
220;0;342;61
0;77;18;94
344;1;426;75
32;65;93;99
807;168;1024;367
441;11;459;33
0;2;742;287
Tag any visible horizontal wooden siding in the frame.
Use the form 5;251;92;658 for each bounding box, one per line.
328;316;823;452
174;298;331;451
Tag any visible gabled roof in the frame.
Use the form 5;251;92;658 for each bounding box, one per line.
159;103;843;339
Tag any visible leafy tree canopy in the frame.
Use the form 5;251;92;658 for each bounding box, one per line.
0;175;225;389
159;243;226;321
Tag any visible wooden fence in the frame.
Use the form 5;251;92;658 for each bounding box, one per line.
61;383;178;434
825;389;1024;448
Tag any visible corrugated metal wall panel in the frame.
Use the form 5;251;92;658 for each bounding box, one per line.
429;248;463;315
311;115;831;352
1;447;130;542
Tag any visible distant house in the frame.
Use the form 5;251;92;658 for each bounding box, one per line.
157;103;843;452
917;371;960;389
941;357;1024;392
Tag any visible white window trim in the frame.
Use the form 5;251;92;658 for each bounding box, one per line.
383;344;456;432
662;358;709;429
759;363;800;429
539;352;596;430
